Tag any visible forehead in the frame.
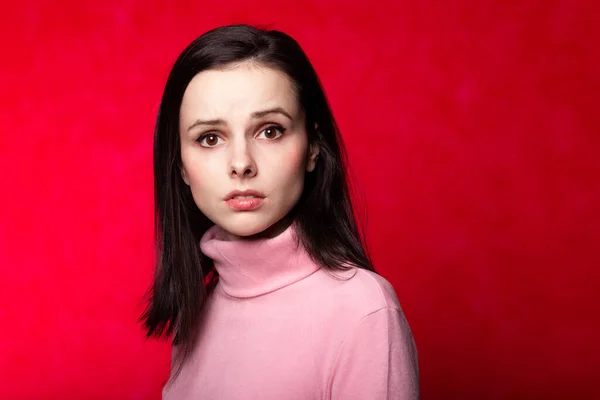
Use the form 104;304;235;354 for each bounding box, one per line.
180;62;300;123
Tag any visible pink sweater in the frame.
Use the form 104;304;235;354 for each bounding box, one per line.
162;223;419;399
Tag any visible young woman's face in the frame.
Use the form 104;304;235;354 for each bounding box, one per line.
179;62;319;240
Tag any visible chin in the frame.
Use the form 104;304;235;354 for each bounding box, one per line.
213;211;293;240
214;217;278;240
224;225;267;238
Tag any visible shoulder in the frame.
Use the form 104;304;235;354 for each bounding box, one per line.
311;266;404;321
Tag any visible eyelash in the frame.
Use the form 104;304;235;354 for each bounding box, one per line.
196;125;286;147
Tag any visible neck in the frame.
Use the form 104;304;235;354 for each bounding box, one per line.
199;221;321;298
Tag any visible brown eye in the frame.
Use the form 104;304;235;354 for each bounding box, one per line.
257;125;285;140
205;134;218;145
265;127;277;139
198;133;222;147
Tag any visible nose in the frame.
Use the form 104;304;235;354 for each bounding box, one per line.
228;139;257;178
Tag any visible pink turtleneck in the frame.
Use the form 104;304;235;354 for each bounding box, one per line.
162;223;419;399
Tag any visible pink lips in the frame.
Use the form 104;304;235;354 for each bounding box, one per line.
224;189;266;211
226;197;264;211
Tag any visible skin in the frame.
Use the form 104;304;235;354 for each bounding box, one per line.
179;61;319;241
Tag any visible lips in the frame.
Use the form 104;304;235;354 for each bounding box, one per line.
224;189;266;201
226;196;264;211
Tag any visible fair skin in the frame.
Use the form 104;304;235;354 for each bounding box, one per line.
179;61;319;241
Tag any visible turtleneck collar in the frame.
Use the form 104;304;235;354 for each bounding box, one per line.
199;222;321;298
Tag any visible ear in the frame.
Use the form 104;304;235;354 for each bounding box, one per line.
181;166;190;185
306;124;321;172
306;144;320;173
306;123;320;172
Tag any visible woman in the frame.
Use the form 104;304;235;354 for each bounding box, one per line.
141;24;419;399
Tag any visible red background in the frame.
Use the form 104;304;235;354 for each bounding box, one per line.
1;1;598;399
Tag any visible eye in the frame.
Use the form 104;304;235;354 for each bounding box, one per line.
256;125;285;140
197;133;223;147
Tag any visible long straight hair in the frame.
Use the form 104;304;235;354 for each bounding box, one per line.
140;24;374;374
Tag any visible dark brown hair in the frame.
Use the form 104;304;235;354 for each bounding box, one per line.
140;23;374;378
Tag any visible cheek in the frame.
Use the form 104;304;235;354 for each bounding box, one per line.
281;145;306;170
186;166;216;193
181;152;220;200
272;145;308;191
185;166;223;217
182;146;211;182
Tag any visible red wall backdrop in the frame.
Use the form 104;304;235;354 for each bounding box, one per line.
0;1;598;399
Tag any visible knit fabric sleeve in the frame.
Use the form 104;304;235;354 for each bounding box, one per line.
327;308;420;400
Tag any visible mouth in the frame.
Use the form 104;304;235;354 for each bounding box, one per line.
224;189;266;211
224;189;266;201
230;195;261;199
225;196;265;211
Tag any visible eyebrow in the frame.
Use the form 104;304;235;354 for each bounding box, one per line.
186;107;293;132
